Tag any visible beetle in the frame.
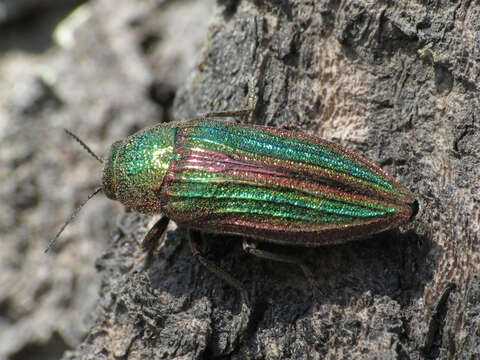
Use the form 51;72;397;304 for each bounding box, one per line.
103;118;418;242
47;110;419;300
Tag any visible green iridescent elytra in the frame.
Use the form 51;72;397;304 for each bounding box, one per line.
102;119;418;246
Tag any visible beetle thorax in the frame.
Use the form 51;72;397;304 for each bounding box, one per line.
102;125;175;214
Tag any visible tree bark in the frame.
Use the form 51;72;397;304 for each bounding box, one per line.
66;1;480;359
2;0;479;359
73;1;480;359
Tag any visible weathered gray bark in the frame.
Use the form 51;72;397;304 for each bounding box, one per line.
1;0;479;359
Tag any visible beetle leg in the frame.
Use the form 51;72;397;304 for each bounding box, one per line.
242;239;320;297
188;230;250;306
142;215;171;251
202;108;253;119
201;76;259;123
245;75;258;123
189;230;252;345
141;215;170;268
281;123;302;132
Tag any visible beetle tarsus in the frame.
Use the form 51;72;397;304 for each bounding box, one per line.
242;239;320;298
188;230;251;306
200;76;259;123
188;230;253;344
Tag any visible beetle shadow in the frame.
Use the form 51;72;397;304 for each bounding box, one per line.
146;225;435;325
301;229;435;306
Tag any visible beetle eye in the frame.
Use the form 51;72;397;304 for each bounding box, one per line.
102;140;122;200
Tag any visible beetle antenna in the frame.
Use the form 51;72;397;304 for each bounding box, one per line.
64;129;103;163
44;186;103;253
